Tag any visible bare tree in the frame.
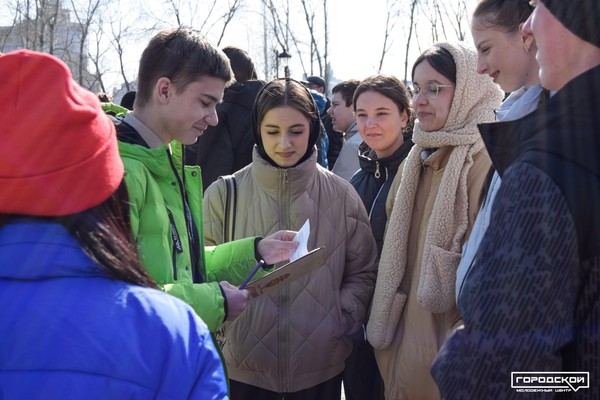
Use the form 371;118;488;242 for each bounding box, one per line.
213;0;242;46
299;0;322;76
107;14;132;92
377;0;401;73
88;38;105;92
438;0;469;41
69;0;103;86
403;0;419;83
161;0;207;28
87;13;112;93
7;0;61;52
261;0;292;79
322;0;329;87
44;0;61;54
3;0;101;88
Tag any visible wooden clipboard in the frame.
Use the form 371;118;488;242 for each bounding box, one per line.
245;246;326;297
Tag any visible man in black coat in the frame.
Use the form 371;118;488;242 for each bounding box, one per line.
432;1;600;398
186;47;264;190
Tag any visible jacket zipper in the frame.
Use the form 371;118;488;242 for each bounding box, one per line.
166;148;202;283
368;164;389;220
279;169;291;391
167;209;182;280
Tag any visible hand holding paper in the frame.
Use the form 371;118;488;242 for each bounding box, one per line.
242;220;325;298
290;219;310;262
257;230;299;264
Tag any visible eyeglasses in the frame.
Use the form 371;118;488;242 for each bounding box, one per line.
409;82;454;99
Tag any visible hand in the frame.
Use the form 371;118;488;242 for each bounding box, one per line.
257;230;299;265
220;281;251;321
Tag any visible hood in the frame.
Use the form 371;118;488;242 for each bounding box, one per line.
251;79;321;168
222;79;266;110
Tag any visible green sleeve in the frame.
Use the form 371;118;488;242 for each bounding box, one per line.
164;238;265;332
163;281;225;332
101;102;128;117
204;237;267;285
121;158;145;238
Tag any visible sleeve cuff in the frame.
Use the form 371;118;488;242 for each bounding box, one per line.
254;237;274;270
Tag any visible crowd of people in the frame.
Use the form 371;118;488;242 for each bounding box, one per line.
1;0;598;399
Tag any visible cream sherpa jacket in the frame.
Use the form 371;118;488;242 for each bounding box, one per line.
366;41;503;400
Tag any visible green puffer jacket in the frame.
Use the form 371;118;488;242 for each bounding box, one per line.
117;123;261;331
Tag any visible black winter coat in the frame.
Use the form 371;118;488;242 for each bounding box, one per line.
186;80;265;190
432;65;600;399
350;139;414;255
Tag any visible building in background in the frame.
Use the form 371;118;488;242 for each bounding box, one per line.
0;0;98;91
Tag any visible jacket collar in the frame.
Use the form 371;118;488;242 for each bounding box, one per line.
251;147;318;197
357;138;414;174
421;145;455;171
480;64;600;178
117;119;186;180
345;121;359;141
0;220;103;280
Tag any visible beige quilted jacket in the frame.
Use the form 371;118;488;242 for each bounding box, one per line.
203;149;378;392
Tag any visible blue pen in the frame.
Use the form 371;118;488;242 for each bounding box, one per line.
239;260;265;290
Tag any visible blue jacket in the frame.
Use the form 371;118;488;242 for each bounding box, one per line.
0;220;228;399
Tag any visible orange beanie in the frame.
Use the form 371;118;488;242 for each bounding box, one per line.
0;50;124;216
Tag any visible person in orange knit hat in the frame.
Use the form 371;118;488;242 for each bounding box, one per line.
0;49;228;399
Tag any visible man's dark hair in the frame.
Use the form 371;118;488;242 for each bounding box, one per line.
331;79;360;107
136;28;232;107
222;46;257;83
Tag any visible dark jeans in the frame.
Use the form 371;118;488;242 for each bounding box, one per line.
342;332;385;400
230;373;343;400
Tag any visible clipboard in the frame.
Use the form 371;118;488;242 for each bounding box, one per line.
245;246;326;297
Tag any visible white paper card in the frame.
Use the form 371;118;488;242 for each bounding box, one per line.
290;219;310;262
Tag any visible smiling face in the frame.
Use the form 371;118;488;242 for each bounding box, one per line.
523;0;600;91
471;16;538;92
159;75;226;145
355;90;407;158
412;60;455;132
260;106;311;168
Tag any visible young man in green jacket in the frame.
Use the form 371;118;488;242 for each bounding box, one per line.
115;28;297;332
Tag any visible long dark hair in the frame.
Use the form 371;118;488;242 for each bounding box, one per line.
412;46;457;85
0;181;158;289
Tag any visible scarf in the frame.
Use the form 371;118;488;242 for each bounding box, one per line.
368;41;503;349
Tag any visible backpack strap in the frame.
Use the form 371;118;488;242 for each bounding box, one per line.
221;174;237;243
215;174;237;350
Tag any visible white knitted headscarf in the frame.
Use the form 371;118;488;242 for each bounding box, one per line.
368;41;503;349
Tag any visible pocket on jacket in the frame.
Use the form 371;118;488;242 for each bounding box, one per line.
417;245;461;314
367;290;407;350
334;289;346;337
